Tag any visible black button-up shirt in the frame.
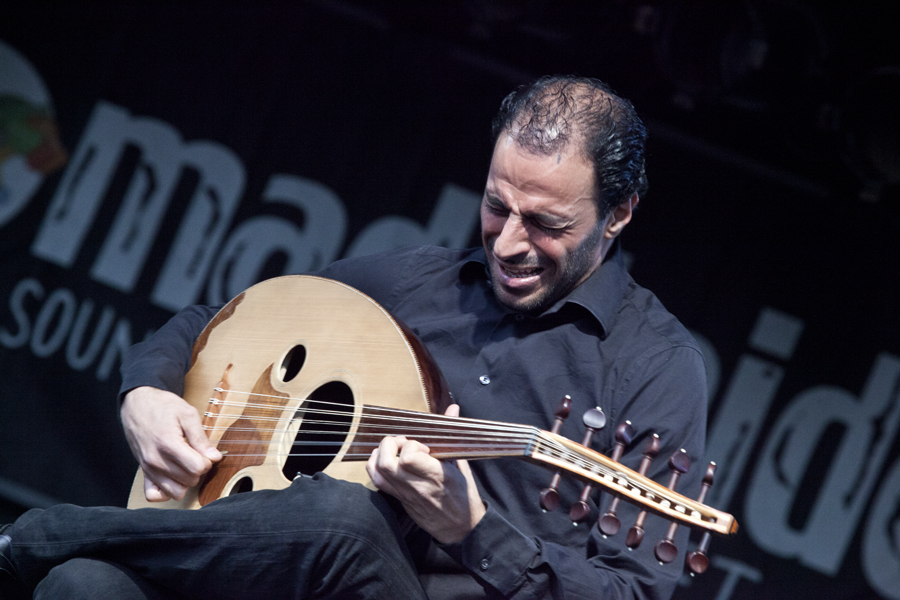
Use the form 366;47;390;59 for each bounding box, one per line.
120;242;707;600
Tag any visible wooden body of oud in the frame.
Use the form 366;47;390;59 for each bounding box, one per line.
127;275;449;510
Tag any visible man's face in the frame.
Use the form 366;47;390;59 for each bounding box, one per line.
481;135;622;313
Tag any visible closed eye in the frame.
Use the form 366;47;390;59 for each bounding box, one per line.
528;217;566;235
483;196;509;216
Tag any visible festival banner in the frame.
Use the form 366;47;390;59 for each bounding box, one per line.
1;4;897;598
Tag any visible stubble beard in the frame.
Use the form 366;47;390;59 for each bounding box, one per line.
489;223;605;314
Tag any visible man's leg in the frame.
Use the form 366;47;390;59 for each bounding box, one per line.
5;473;427;600
34;558;183;600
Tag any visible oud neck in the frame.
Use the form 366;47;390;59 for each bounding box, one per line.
348;405;737;536
349;405;539;460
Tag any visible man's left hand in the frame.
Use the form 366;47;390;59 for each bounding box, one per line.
366;403;486;544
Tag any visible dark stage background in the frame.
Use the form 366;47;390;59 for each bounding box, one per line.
1;3;899;599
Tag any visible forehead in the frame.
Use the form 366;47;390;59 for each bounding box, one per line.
486;135;596;212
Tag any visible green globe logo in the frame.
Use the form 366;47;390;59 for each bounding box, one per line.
0;39;68;227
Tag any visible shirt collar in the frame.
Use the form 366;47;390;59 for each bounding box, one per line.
559;240;628;337
459;247;491;283
458;242;629;338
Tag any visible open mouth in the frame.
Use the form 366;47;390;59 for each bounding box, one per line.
495;261;546;293
501;265;543;279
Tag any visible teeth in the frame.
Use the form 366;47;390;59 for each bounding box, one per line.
503;266;540;278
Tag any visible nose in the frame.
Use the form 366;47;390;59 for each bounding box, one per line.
492;214;531;260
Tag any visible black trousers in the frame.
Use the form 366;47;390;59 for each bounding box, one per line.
7;474;429;600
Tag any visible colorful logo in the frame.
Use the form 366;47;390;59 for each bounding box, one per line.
0;39;68;226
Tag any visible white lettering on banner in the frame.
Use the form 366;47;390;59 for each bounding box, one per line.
103;138;244;302
863;455;900;599
704;308;805;509
29;102;120;265
344;183;481;259
706;355;782;505
24;100;481;310
745;353;900;575
0;277;42;348
31;102;169;269
30;287;77;357
0;277;144;381
142;141;246;309
202;174;348;308
29;101;245;297
709;556;763;600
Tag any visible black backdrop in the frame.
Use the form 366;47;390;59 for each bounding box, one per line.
2;3;899;599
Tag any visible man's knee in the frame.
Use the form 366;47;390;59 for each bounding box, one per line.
298;474;405;537
34;558;168;600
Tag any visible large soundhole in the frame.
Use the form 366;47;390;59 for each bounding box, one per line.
281;381;354;479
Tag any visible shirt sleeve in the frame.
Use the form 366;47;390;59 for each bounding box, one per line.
118;304;220;402
441;344;709;600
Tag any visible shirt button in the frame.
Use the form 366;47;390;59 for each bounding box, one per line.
515;313;525;321
480;558;490;571
479;375;490;385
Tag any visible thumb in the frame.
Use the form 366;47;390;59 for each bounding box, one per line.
180;411;223;461
443;403;476;479
456;456;476;482
143;476;172;502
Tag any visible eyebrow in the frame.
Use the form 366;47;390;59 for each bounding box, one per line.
484;193;571;228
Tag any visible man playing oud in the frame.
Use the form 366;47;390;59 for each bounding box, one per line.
1;75;707;600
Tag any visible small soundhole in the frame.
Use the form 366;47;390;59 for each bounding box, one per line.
282;381;354;479
279;345;307;382
228;477;253;495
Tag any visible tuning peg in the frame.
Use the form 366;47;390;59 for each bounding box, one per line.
539;396;572;511
653;449;692;564
686;462;717;575
624;434;661;549
598;421;635;536
569;408;607;523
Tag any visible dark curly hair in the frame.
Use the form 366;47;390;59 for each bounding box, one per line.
491;75;649;219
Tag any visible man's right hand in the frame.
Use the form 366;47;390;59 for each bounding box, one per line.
121;386;223;502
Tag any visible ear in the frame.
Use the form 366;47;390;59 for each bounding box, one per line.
603;193;639;239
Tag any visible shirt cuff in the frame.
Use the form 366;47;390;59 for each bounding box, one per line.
439;502;541;596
